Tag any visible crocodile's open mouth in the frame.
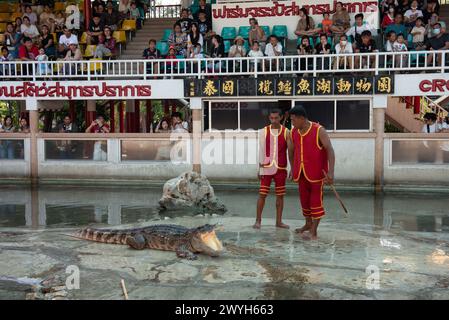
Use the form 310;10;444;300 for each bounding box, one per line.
200;230;223;252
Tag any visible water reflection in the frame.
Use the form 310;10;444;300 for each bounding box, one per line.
0;186;448;233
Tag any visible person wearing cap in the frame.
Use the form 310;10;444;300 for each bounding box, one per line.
64;41;82;75
229;36;247;72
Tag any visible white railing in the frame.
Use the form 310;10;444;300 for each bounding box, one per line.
0;50;447;81
148;4;182;18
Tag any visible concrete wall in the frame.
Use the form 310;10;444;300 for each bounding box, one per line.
0;139;31;179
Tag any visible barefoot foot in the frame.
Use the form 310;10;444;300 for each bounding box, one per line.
276;222;290;229
253;221;261;229
295;224;311;234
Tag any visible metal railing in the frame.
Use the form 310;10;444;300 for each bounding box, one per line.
148;5;182;18
0;50;447;81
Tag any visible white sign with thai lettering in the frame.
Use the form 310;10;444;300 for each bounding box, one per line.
212;0;379;39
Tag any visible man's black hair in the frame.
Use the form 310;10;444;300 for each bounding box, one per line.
23;37;32;43
355;13;364;20
289;105;308;118
269;109;282;116
171;112;183;120
423;112;437;122
361;30;372;37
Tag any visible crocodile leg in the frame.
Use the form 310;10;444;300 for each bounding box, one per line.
176;245;198;260
126;233;146;250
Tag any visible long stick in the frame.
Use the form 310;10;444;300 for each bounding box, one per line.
322;170;349;217
120;279;129;300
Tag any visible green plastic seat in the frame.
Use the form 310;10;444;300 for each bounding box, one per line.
244;40;250;52
260;26;270;37
162;29;172;42
238;26;251;39
272;25;288;39
221;27;237;40
156;41;169;56
224;40;231;54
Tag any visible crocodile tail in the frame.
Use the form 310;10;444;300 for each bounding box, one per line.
71;228;132;245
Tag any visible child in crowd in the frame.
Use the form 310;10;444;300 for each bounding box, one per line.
129;2;142;29
165;46;178;74
320;12;333;36
393;33;408;67
247;41;264;72
192;44;204;59
36;47;50;75
385;31;397;52
410;17;426;50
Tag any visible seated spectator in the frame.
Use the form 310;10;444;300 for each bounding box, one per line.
315;34;331;54
171;112;189;133
334;34;353;69
40;5;56;33
85;115;109;161
247;41;264;72
297;36;315;73
410;17;426;50
118;0;131;18
382;5;396;29
385;13;409;41
19;37;39;61
55;114;78;159
194;0;211;23
177;8;193;34
206;34;224;71
14;17;23;34
385;31;397;52
23;5;38;26
320;12;333;36
265;35;283;70
426;23;449;66
295;8;318;38
92;0;106;15
248;18;267;52
94;27;116;59
422;1;437;24
0;46;14;76
154;118;171;133
197;10;213;39
229;36;246;58
57;115;79;133
54;11;66;37
354;30;378;69
4;23;21;59
422;112;439;133
331;2;350;38
59;27;78;48
36;47;50;75
40;24;56;58
56;43;67;60
0;116;16;159
392;33;408;67
19;118;30;133
64;41;82;75
165;46;178;73
129;2;142;30
87;15;105;45
96;4;107;23
141;39;161;74
168;22;188;56
21;16;40;40
187;22;204;58
0;46;13;62
438;116;449;132
426;13;446;39
380;0;398;14
397;0;411;14
404;0;423;27
346;13;376;49
104;3;120;31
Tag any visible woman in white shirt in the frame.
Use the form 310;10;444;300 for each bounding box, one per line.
21;16;40;40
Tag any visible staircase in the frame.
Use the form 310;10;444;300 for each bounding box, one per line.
386;97;423;132
120;18;178;60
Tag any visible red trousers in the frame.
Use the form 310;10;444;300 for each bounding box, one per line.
298;174;325;219
259;169;287;196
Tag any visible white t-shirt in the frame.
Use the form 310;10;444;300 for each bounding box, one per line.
335;43;353;54
59;34;79;47
392;41;407;52
411;26;425;43
21;24;40;38
404;9;423;20
422;123;438;133
248;49;264;57
345;23;375;38
264;43;283;57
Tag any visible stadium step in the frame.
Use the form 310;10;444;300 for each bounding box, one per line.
386;97;423;133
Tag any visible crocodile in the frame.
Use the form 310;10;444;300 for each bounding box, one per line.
70;224;223;260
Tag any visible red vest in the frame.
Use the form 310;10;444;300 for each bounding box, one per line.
292;122;328;182
262;125;288;171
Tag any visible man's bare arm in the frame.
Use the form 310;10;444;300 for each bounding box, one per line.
319;127;335;184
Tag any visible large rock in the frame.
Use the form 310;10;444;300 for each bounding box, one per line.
158;172;227;214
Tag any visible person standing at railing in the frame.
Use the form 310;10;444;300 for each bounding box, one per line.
18;118;30;133
422;112;440;133
165;46;179;74
354;31;378;69
0;116;16;160
248;18;267;53
36;47;50;75
425;23;449;66
86;115;110;161
55;115;79;159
